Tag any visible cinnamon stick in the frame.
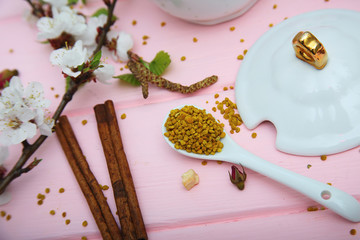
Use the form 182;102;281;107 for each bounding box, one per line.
94;104;137;240
57;116;122;239
55;117;121;240
104;100;148;240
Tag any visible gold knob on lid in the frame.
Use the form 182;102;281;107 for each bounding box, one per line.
292;31;328;70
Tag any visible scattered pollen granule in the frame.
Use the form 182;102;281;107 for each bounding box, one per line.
269;23;274;28
216;97;243;133
307;206;319;212
223;87;228;91
45;188;50;194
214;93;219;98
6;214;11;221
50;87;55;91
161;21;166;27
49;210;56;215
37;200;44;205
55;94;60;98
120;113;126;119
251;132;257;139
307;164;312;169
327;182;332;186
142;35;149;40
212;107;217;112
217;161;223;164
240;38;245;43
350;229;357;235
206;101;209;104
180;56;186;61
81;237;88;240
124;65;129;69
65;219;71;225
193;37;198;43
142;41;147;45
101;185;110;190
243;49;248;55
132;20;137;26
273;4;277;9
229;26;235;31
9;49;14;53
59;188;65;193
82;220;88;227
201;160;208;166
237;55;244;60
81;120;88;126
37;193;45;200
1;211;6;217
320;155;327;161
230;86;234;90
62;212;67;218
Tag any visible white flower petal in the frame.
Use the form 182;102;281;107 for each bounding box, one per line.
77;14;107;47
94;64;115;84
50;40;88;77
116;31;133;61
25;82;50;109
62;68;81;78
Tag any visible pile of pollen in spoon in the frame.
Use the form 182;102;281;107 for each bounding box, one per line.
164;105;226;155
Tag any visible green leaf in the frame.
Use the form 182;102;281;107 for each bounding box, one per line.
81;0;87;4
92;8;108;17
149;51;171;76
92;8;117;21
114;74;141;86
140;59;150;70
67;0;78;5
77;63;84;72
4;80;10;88
92;50;102;62
90;51;102;69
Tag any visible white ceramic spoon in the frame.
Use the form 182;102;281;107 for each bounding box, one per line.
162;106;360;222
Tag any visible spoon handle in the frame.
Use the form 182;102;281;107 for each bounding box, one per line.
225;141;360;222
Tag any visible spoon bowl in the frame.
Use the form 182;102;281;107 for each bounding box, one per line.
162;105;360;222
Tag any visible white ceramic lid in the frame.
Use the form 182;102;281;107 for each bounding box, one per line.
235;9;360;156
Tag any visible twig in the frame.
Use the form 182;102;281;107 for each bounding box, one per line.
93;0;117;55
127;51;218;99
25;0;45;18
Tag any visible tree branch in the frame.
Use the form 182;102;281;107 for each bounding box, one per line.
0;0;118;195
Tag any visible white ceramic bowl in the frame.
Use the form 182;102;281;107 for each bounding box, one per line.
235;9;360;156
148;0;258;25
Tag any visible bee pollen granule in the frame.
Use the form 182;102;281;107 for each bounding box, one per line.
164;105;225;155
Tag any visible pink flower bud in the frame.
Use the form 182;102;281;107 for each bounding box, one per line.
0;69;18;90
228;165;247;190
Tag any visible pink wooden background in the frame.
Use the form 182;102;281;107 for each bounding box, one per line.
0;0;360;239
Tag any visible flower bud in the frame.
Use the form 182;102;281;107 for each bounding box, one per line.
0;69;18;90
228;165;247;190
